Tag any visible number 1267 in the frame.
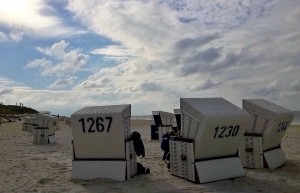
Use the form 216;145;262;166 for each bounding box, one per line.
78;117;112;133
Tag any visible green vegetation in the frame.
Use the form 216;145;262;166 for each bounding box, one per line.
0;104;38;115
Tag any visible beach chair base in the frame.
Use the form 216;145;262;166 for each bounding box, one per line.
71;140;137;181
48;134;56;144
264;148;286;169
195;157;245;183
239;136;286;169
72;160;129;181
170;138;245;183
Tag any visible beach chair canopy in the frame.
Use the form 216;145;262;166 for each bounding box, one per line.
242;99;294;151
180;97;250;160
71;104;131;159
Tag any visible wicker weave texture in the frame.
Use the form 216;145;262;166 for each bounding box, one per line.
32;127;49;144
126;141;137;178
71;104;131;159
170;140;195;182
243;99;294;150
181;98;250;160
239;136;264;168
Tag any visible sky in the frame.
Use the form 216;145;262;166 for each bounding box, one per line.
0;0;300;116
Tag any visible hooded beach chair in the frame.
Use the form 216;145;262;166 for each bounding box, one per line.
239;99;294;169
70;104;136;181
152;111;176;142
22;116;31;131
170;98;250;183
32;113;58;144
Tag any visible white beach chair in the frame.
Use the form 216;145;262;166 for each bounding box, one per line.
35;113;58;144
239;99;294;169
28;115;38;133
22;116;31;131
32;127;49;144
170;98;250;183
70;104;136;181
152;111;175;142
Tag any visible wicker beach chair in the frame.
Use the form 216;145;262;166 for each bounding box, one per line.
170;98;250;183
70;104;136;181
239;99;294;169
152;111;176;142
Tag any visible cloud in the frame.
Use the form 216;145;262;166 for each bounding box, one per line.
173;33;220;51
64;0;300;113
91;45;135;63
48;77;77;89
1;0;298;115
0;0;85;38
195;79;220;90
75;77;112;90
0;30;24;42
159;0;281;28
140;81;162;92
0;32;8;42
254;85;281;100
0;88;13;95
0;76;15;96
290;80;300;92
178;47;222;76
25;40;89;77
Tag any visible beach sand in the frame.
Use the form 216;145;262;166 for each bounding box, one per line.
0;119;299;193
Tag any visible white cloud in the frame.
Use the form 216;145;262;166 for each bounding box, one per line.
195;79;220;91
0;30;24;42
25;40;89;77
0;32;8;42
2;0;299;116
0;76;15;96
48;77;77;89
0;0;85;38
0;88;13;95
91;45;135;63
65;0;300;113
9;30;24;42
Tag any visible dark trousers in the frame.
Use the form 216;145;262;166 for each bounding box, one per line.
163;151;170;161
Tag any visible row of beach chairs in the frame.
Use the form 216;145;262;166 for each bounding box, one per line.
69;98;294;183
22;113;58;144
152;98;294;183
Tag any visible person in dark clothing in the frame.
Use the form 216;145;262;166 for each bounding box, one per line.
161;130;176;168
130;131;150;175
136;162;150;175
130;131;145;157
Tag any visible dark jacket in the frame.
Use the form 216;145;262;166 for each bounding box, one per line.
130;131;145;157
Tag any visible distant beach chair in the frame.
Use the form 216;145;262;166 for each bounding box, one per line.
22;116;31;131
170;98;250;183
27;115;38;133
32;113;58;144
70;104;137;181
151;111;176;142
239;99;294;169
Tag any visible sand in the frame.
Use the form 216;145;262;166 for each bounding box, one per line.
0;119;299;193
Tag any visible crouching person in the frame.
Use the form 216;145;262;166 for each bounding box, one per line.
130;131;150;175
